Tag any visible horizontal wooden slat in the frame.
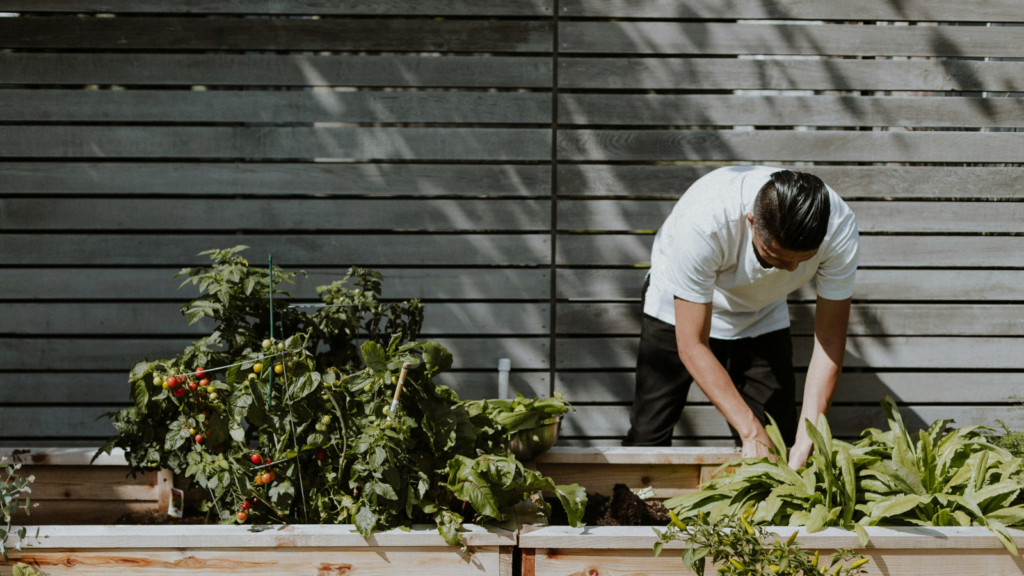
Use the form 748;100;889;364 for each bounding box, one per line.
0;235;551;265
0;90;551;124
0;0;552;15
559;200;1024;233
0;302;550;335
0;163;551;197
560;58;1024;91
557;303;1024;336
559;0;1024;21
0;53;551;87
0;268;551;300
560;95;1024;128
560;22;1024;58
557;268;1024;302
0;198;550;231
562;404;1024;439
10;466;159;501
558;130;1024;163
0;337;549;370
8;501;155;526
0;406;118;438
0;17;552;52
534;461;699;498
557;235;1024;267
556;372;1024;405
557;165;1024;199
0;126;550;160
0;371;549;404
557;336;1024;369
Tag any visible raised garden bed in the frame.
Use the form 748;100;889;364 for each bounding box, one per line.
519;525;1024;576
4;524;515;576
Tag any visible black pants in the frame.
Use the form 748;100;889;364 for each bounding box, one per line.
624;279;798;447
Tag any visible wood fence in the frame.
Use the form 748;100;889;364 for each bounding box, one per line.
1;1;1022;447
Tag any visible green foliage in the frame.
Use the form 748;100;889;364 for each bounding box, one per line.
461;392;573;437
654;509;869;576
991;421;1024;459
666;395;1024;555
96;247;584;545
0;457;34;562
12;563;47;576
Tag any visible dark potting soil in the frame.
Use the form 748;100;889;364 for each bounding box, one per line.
548;483;671;527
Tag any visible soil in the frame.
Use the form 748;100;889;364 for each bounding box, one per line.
548;483;671;527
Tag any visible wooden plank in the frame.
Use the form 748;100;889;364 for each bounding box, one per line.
560;58;1024;91
0;371;550;404
0;406;119;439
559;94;1024;128
0;234;551;265
8;501;155;526
557;269;1024;301
560;21;1024;58
532;461;700;498
0;337;550;370
6;466;159;501
0;90;551;124
558;130;1024;163
0;0;552;16
556;303;1024;336
4;524;515;548
0;162;551;197
0;198;551;231
534;447;737;465
555;372;1024;405
0;303;550;335
557;235;1024;267
562;404;1024;439
0;268;551;301
557;165;1024;199
0;53;551;88
559;199;1024;233
0;447;129;466
556;336;1024;370
558;0;1024;21
0;126;550;160
0;17;552;52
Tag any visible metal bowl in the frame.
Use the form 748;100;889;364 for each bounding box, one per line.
507;416;561;461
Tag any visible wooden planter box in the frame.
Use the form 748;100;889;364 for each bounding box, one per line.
519;525;1024;576
0;448;171;524
533;447;739;498
4;524;515;575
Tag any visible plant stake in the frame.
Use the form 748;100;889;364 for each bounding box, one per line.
388;362;411;421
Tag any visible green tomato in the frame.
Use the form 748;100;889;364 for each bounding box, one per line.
321;415;332;425
277;342;285;351
262;339;272;350
209;392;219;400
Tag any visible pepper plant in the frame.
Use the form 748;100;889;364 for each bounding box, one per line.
97;247;586;544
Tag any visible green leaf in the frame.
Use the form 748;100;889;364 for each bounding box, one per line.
354;505;379;537
362;342;388;373
553;484;588;527
422;341;453;375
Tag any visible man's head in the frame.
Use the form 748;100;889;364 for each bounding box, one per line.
745;170;830;272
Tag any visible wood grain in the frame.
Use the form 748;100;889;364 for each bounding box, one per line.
0;162;551;197
558;0;1024;21
560;21;1024;58
560;94;1024;128
0;126;550;160
557;165;1024;199
5;466;159;501
0;0;553;15
0;89;551;124
560;58;1024;91
1;17;552;52
532;462;700;498
0;53;552;87
558;130;1024;163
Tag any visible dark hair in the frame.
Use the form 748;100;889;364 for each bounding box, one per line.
753;170;831;252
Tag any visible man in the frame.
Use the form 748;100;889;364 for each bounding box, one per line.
624;166;859;469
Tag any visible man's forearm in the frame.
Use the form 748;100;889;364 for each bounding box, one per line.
799;338;842;426
680;343;762;440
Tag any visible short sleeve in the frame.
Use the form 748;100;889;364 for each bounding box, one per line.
815;209;860;300
650;221;723;304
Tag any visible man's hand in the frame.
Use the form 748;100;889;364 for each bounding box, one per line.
741;424;774;460
787;435;813;469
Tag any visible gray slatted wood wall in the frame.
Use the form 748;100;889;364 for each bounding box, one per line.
1;1;1023;446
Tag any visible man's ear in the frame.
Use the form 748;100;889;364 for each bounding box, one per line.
745;212;755;228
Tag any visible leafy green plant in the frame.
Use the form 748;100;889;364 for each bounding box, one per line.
460;392;573;439
666;395;1024;555
1;457;34;561
96;247;585;544
655;508;869;576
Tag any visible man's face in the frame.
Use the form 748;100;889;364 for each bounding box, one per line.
746;213;818;272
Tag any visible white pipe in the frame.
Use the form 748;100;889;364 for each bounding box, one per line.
497;358;511;400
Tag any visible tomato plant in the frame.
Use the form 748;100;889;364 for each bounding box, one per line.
96;246;585;545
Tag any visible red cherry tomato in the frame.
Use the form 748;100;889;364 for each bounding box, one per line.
315;450;327;461
166;377;179;388
195;434;204;443
196;367;206;379
237;511;248;523
241;501;251;511
251;454;262;464
188;381;199;392
199;378;210;387
174;387;187;398
261;472;273;485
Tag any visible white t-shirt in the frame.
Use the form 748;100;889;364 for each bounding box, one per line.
644;166;860;340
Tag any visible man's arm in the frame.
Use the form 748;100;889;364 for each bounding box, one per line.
674;298;773;459
788;295;851;468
